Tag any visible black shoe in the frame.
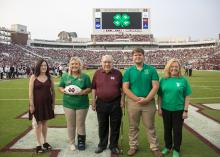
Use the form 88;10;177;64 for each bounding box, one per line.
111;147;120;155
36;146;44;154
95;147;105;154
43;142;52;151
78;134;86;150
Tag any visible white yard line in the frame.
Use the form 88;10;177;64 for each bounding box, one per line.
192;86;220;88
1;97;220;101
11;107;110;157
185;105;220;149
0;99;62;101
190;81;220;82
202;104;220;110
10;104;220;157
190;97;220;100
0;88;28;90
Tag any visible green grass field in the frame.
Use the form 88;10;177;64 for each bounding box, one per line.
0;70;220;157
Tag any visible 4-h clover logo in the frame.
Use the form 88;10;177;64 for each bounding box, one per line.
113;13;130;28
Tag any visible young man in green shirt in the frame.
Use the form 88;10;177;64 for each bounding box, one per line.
123;48;162;157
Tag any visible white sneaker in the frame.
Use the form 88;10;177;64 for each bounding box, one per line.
70;144;76;151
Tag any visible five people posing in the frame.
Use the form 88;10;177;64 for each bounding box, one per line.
29;49;191;157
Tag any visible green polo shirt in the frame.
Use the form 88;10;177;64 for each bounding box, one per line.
59;73;91;109
123;64;159;97
158;77;192;111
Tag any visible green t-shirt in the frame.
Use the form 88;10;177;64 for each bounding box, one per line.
158;77;192;111
123;64;159;97
59;73;91;109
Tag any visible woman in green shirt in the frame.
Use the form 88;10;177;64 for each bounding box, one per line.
59;57;91;151
158;58;192;157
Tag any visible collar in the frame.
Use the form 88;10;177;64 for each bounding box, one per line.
134;63;147;71
101;68;113;74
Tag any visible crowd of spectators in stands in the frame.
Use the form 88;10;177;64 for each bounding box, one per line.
0;42;220;79
91;34;154;42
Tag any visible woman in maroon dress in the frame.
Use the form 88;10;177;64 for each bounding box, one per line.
29;59;55;154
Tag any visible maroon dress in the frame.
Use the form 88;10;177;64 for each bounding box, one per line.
29;78;55;122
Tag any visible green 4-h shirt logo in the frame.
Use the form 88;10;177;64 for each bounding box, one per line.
113;13;130;28
144;69;149;75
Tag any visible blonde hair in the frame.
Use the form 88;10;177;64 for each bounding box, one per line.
164;58;182;78
68;57;83;75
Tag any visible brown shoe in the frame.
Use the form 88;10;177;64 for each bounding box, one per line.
127;148;137;156
152;150;163;157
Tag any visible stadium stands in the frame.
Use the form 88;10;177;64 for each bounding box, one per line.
1;42;220;77
91;34;154;42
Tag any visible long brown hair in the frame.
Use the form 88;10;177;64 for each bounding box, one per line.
34;58;51;81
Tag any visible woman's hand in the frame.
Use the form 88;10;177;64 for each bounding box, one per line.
75;90;85;95
182;111;188;119
30;105;35;114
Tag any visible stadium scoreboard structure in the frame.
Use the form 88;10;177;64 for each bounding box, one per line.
93;8;151;34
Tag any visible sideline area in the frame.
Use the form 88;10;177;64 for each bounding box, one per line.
1;104;219;157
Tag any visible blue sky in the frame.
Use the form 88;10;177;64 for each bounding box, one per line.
0;0;219;40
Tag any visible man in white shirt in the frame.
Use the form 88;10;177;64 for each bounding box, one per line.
0;65;4;79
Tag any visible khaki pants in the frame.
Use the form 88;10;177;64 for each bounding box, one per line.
127;99;160;151
63;107;88;144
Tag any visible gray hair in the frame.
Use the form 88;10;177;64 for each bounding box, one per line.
101;55;113;62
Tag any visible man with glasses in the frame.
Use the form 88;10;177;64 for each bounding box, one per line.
92;55;124;155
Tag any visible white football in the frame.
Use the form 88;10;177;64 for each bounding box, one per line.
64;85;82;95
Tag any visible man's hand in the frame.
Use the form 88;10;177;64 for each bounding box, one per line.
91;103;96;111
158;108;162;116
120;99;125;108
137;97;148;104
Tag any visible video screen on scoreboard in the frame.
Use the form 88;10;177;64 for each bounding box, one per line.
102;12;142;29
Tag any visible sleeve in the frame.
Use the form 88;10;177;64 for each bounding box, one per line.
85;74;92;88
118;70;123;88
151;67;159;81
59;74;66;88
157;78;163;96
123;68;130;83
184;78;192;96
91;71;97;89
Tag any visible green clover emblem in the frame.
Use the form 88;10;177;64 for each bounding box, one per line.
113;13;130;28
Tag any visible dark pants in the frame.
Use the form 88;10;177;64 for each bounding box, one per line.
96;97;122;149
162;109;184;152
189;69;192;77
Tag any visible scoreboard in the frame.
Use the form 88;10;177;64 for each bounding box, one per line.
93;8;151;34
102;12;142;29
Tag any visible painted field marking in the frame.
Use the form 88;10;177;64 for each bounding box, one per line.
3;108;110;157
184;105;220;153
202;104;220;110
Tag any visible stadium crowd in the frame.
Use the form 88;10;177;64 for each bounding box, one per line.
91;34;154;42
0;43;37;79
0;42;220;79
